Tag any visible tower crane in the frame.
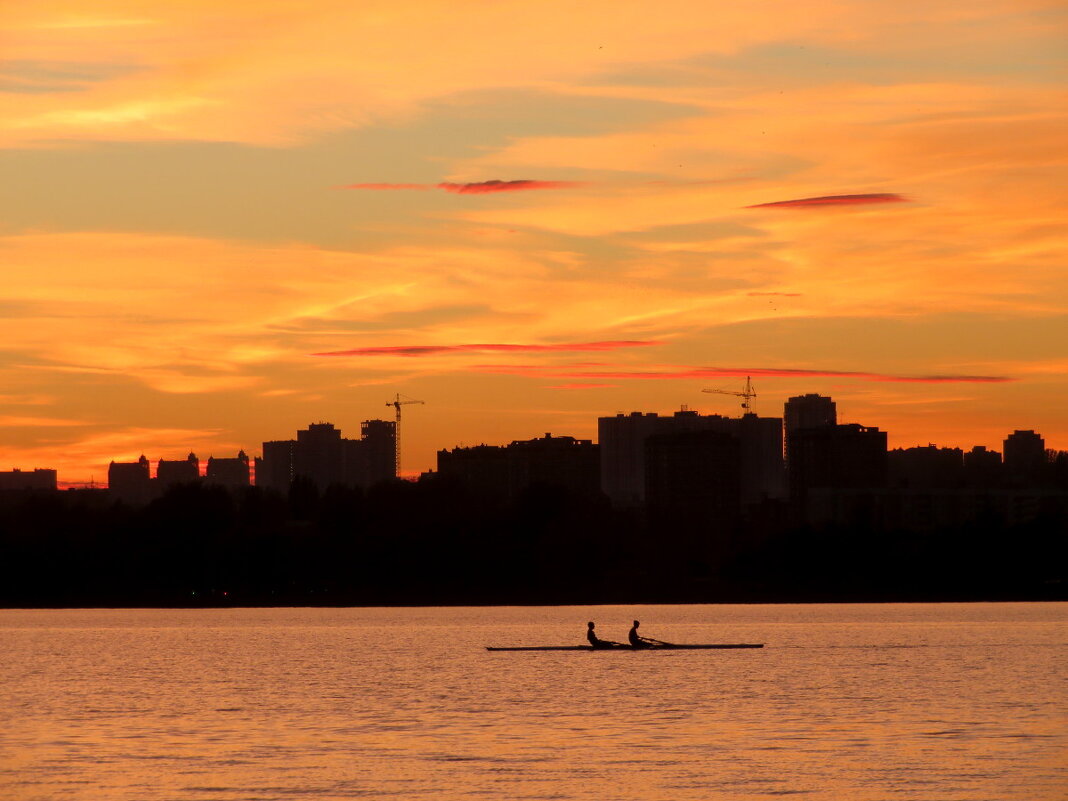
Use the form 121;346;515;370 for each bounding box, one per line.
386;393;424;477
702;376;756;416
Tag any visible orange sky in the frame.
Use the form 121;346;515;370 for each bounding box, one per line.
2;0;1066;482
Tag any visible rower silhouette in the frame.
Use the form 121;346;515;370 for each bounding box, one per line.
587;621;620;649
629;620;663;649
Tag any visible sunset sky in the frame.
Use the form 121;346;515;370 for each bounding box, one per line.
2;0;1066;483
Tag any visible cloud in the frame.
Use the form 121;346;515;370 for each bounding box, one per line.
0;394;53;406
0;60;143;94
748;291;802;297
545;382;617;389
746;193;908;209
473;364;1011;384
441;180;585;194
342;180;585;193
0;415;90;427
312;340;659;357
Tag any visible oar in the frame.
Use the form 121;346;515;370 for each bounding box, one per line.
643;636;676;647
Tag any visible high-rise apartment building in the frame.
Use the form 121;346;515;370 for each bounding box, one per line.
436;444;511;496
437;433;599;499
598;412;675;507
259;421;396;491
157;453;199;486
888;445;964;489
1003;430;1045;479
108;455;152;504
644;429;741;532
206;451;251;488
784;394;837;433
784;394;837;463
360;420;398;487
963;446;1002;487
506;434;600;498
787;424;888;503
0;468;57;491
598;409;785;507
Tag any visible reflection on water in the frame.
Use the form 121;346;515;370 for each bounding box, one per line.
1;604;1065;800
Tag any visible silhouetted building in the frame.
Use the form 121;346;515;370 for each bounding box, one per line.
260;439;297;491
964;446;1002;487
507;434;600;497
0;468;57;491
598;409;785;508
645;429;741;533
784;394;837;462
294;423;344;489
359;420;398;486
788;424;887;508
206;451;251;488
599;412;674;507
259;421;396;491
1004;430;1045;482
888;445;964;489
437;444;510;496
108;455;152;504
735;413;788;504
438;433;599;499
157;453;199;487
805;486;1068;532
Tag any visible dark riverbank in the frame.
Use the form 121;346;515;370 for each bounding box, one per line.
2;479;1064;607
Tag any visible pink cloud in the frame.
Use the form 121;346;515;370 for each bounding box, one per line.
473;364;1011;384
311;341;659;357
341;180;584;193
747;193;907;209
440;180;585;194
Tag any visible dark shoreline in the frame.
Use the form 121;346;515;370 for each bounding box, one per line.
3;481;1064;611
4;588;1065;610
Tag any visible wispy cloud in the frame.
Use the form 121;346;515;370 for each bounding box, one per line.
0;415;90;427
545;382;617;389
473;364;1011;384
748;291;802;297
0;60;143;94
312;341;659;357
746;193;907;209
342;180;585;193
442;180;585;194
0;394;53;406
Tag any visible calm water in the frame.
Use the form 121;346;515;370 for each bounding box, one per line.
1;604;1065;801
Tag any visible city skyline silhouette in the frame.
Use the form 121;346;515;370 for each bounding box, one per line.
3;3;1066;489
5;389;1062;490
4;5;1067;801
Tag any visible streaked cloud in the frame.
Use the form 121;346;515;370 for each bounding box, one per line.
546;383;617;389
0;415;90;428
0;394;53;406
0;59;144;94
443;180;585;194
474;364;1012;384
343;180;585;194
312;341;659;357
746;193;908;209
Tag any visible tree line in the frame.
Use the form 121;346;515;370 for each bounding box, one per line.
0;475;1064;607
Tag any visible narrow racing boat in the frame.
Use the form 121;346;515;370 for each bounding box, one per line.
486;643;763;651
